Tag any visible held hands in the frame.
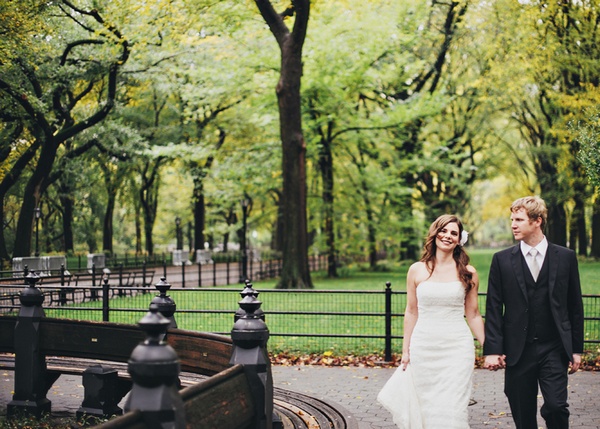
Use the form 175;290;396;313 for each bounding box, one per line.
484;354;506;371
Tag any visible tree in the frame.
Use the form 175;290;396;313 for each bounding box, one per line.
254;0;313;288
479;0;600;248
0;1;130;257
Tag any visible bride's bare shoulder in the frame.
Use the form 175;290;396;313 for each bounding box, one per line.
408;261;430;284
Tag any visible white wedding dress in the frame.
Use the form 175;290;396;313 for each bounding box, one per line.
377;280;475;428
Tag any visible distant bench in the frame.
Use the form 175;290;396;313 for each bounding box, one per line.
66;269;156;299
0;268;156;308
67;269;156;288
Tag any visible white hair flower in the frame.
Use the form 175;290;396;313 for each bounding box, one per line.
460;230;469;246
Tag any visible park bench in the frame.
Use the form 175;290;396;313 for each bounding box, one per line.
0;316;259;428
0;279;355;429
60;269;155;300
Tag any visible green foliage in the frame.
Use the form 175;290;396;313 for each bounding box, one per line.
2;0;599;263
571;108;600;189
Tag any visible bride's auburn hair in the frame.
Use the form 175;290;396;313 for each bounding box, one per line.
421;214;474;292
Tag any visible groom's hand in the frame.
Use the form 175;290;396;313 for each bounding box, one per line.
484;354;505;371
568;354;581;374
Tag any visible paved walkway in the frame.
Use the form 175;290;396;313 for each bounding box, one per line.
1;366;598;428
273;366;600;429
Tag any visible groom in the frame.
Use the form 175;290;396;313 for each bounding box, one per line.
483;196;584;429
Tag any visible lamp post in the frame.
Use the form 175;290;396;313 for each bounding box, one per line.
34;206;41;257
239;198;250;283
175;217;182;250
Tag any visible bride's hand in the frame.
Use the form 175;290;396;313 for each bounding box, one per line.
401;353;410;371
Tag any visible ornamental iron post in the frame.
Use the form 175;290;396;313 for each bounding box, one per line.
230;282;277;429
7;270;51;419
234;280;264;322
152;277;177;330
125;304;185;429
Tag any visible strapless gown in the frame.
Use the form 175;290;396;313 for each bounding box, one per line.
377;280;475;428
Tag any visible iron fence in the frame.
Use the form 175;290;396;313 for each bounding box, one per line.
0;255;326;289
1;279;599;358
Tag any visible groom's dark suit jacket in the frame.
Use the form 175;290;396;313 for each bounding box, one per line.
483;242;584;366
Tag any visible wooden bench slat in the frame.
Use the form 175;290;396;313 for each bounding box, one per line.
40;320;145;362
166;329;232;375
181;364;255;429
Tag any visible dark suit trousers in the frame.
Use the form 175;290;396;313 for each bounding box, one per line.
505;339;569;429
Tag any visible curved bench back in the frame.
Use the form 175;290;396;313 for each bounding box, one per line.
0;316;233;376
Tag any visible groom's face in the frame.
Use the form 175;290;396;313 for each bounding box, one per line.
510;208;541;243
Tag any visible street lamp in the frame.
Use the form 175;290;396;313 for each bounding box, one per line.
175;217;182;250
34;206;41;256
239;198;250;283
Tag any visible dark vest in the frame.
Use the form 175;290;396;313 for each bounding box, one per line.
522;252;558;342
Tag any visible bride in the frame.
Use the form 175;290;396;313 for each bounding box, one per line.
378;214;485;428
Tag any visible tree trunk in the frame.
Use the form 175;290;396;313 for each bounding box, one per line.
13;137;58;257
318;134;337;278
59;191;74;254
545;200;568;246
143;210;154;257
570;195;587;256
135;207;142;255
0;200;10;260
103;192;115;255
591;197;600;258
276;44;312;288
254;0;312;288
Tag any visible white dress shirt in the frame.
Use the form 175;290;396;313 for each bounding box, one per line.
520;237;548;277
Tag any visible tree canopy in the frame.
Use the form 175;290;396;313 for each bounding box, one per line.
2;0;599;281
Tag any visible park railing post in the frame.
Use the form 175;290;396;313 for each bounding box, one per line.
198;262;202;287
212;259;217;286
7;270;51;419
152;277;177;331
230;282;278;429
91;263;98;301
226;257;230;285
59;264;68;305
142;260;147;292
181;261;185;288
125;304;185;429
384;281;392;362
102;276;110;322
118;263;124;297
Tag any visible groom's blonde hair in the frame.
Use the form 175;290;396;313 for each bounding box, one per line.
510;196;547;230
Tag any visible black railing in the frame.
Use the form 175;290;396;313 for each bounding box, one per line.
1;279;599;358
0;254;322;288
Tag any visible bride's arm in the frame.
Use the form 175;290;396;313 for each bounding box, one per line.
401;263;420;369
464;267;485;345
